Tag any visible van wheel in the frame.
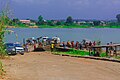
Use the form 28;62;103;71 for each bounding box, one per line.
21;53;24;55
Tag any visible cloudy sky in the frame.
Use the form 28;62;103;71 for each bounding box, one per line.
1;0;120;20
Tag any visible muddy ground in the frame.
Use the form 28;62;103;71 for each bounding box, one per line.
1;51;120;80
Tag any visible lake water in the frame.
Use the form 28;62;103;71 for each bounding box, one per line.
5;28;120;45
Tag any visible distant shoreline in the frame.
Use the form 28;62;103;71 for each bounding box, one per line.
6;26;120;28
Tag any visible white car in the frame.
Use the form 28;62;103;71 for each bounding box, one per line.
14;43;24;55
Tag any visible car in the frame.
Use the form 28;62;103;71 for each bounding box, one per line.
5;43;16;55
5;43;24;55
14;43;24;55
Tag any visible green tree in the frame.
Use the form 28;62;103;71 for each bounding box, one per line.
93;21;101;26
66;16;73;25
56;21;62;25
37;15;44;25
0;1;17;57
9;19;14;26
13;18;20;24
116;14;120;23
0;14;9;57
47;20;54;26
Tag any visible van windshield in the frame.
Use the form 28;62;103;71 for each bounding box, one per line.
14;44;22;47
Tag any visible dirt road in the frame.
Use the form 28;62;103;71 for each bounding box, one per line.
1;52;120;80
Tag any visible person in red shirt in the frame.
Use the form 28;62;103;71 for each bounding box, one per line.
71;41;74;48
75;41;79;49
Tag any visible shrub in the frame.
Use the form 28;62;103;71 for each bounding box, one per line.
0;61;5;76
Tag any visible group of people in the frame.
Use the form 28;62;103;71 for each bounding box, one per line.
62;40;101;50
23;37;118;58
23;38;38;52
24;36;61;52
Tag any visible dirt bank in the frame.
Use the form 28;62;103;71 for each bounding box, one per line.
1;51;120;80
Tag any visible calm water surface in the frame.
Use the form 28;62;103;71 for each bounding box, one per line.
5;28;120;45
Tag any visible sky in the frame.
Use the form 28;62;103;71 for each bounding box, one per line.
0;0;120;20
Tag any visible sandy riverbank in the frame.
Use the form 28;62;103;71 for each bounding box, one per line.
1;51;120;80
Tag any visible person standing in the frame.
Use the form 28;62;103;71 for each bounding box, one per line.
79;43;82;50
25;43;29;52
34;43;36;50
51;43;54;52
93;41;96;46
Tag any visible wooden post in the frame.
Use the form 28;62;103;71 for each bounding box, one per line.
115;46;117;56
106;47;108;56
89;47;91;55
119;46;120;51
93;48;95;54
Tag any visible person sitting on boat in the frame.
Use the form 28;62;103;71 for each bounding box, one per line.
89;41;92;47
71;41;74;48
75;41;79;49
57;37;60;44
97;41;101;45
82;39;86;46
62;41;66;48
42;36;48;46
67;40;71;47
52;36;60;44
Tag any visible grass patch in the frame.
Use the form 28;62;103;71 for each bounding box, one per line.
100;52;107;57
114;56;120;60
66;49;90;56
53;49;107;57
38;25;91;28
16;24;29;28
29;25;120;28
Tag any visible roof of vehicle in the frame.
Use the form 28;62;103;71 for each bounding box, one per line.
5;43;14;46
42;36;49;39
5;43;15;48
14;43;22;47
5;43;22;46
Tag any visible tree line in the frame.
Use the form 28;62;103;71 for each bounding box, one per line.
10;16;75;27
2;14;120;28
